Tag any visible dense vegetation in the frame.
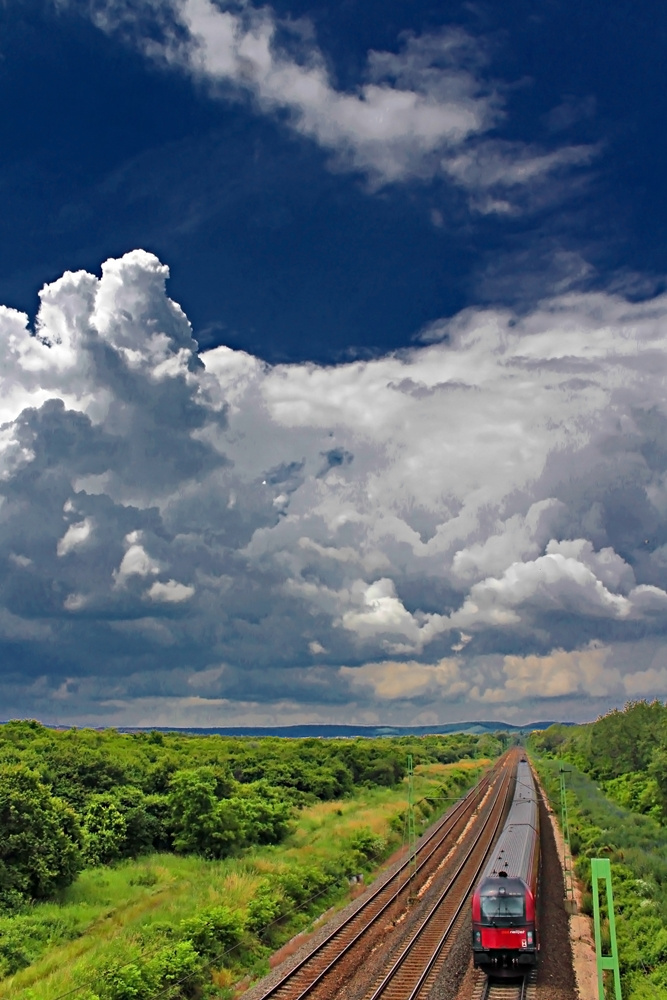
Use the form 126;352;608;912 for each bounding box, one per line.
529;701;667;999
0;721;504;999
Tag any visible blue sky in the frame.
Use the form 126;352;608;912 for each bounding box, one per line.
3;0;666;360
2;0;667;726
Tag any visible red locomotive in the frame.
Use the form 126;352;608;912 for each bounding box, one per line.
472;757;539;976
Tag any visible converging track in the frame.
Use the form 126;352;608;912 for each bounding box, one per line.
359;761;515;1000
250;750;521;1000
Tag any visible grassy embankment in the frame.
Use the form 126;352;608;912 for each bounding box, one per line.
1;759;487;1000
532;755;667;1000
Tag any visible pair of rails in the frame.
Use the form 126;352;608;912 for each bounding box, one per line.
253;749;529;1000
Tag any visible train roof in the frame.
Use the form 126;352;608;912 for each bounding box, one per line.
482;822;536;881
513;761;536;803
505;798;536;827
480;760;538;883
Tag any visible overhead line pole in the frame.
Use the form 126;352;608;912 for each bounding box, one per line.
407;754;417;896
559;764;575;909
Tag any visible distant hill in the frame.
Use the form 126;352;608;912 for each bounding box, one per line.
112;720;571;738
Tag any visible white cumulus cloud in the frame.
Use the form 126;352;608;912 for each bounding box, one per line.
57;518;93;557
3;249;667;724
147;579;196;603
114;534;161;587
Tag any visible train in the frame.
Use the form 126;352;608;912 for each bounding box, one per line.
471;757;539;976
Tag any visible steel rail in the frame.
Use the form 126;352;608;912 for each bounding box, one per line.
480;980;526;1000
362;760;515;1000
252;754;511;1000
478;971;536;1000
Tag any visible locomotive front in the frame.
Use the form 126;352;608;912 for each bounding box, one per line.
472;872;537;973
472;759;539;976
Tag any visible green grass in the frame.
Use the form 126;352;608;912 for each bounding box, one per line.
533;756;667;1000
0;761;487;1000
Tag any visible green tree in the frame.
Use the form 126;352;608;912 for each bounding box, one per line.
233;782;293;845
168;766;237;857
0;764;82;906
83;794;128;865
476;734;502;758
588;701;666;780
109;786;167;857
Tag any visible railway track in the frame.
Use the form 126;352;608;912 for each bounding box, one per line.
472;968;538;1000
251;752;517;1000
359;760;515;1000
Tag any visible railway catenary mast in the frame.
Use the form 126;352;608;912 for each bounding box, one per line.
471;758;539;976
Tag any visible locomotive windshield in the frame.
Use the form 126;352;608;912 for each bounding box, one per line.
480;892;525;923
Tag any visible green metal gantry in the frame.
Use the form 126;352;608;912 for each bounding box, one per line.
591;857;622;1000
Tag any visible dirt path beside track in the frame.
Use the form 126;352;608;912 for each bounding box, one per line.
533;771;597;1000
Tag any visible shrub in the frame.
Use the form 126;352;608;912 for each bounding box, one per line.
533;754;667;997
99;961;153;1000
180;905;244;961
168;767;237;858
0;926;30;977
99;943;204;1000
277;866;333;908
347;828;387;864
234;783;293;846
0;910;82;976
146;941;205;998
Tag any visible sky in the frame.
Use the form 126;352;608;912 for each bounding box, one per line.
2;0;667;728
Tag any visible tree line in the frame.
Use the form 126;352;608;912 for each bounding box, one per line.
530;700;667;819
0;721;503;910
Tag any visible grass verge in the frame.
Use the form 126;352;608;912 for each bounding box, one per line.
0;760;488;1000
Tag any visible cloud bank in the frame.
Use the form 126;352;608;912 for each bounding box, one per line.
3;249;667;724
81;0;595;208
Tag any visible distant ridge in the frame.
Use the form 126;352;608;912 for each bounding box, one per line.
109;720;570;738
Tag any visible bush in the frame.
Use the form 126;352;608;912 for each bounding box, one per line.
0;926;30;977
99;942;205;1000
100;961;153;1000
233;782;293;846
533;754;667;997
180;905;244;961
168;771;293;859
112;787;167;856
244;865;338;943
147;941;205;998
277;866;333;907
347;828;387;865
0;910;82;976
245;883;286;935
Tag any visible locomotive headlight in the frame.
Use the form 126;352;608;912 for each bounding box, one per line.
474;931;481;944
526;931;533;945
